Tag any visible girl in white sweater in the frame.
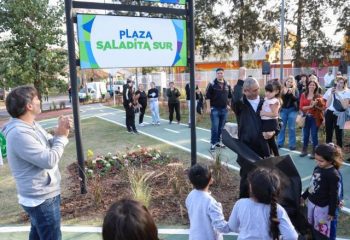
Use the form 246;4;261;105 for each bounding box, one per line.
228;168;298;240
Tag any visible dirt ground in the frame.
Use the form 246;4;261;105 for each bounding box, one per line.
58;160;240;225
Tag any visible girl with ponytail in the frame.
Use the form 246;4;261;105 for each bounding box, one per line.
228;168;298;239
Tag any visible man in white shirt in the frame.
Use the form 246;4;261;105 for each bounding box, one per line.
324;69;335;89
231;68;270;198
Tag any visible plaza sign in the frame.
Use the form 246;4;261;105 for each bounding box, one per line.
77;14;187;69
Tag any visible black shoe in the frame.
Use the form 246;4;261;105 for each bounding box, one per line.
216;143;226;148
127;130;133;134
133;130;139;135
300;152;308;157
169;121;172;124
289;147;296;151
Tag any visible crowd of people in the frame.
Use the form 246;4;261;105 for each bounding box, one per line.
2;65;348;240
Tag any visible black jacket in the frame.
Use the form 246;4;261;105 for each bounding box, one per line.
135;90;147;107
206;79;232;108
166;88;181;104
123;84;134;107
231;80;270;159
185;83;199;100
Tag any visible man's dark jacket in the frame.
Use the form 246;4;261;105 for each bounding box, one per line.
231;79;271;198
231;80;270;158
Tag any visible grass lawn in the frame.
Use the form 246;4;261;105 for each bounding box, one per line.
0;117;210;226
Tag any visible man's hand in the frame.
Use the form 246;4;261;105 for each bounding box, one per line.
56;116;71;137
260;111;267;117
238;67;247;80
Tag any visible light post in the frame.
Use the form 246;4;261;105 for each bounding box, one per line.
280;0;285;81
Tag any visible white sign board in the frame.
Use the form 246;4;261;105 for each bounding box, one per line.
77;14;187;69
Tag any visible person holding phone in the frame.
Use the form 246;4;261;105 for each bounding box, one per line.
323;76;350;148
277;76;299;150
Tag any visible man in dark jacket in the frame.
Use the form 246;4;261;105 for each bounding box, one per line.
166;82;181;124
231;67;270;198
206;68;232;151
123;79;138;134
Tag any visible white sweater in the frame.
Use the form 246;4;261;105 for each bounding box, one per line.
228;198;298;240
186;189;230;240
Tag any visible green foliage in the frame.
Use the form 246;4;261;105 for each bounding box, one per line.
195;0;280;66
0;0;67;101
287;0;337;66
53;79;69;94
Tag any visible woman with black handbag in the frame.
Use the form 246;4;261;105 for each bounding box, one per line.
323;76;350;148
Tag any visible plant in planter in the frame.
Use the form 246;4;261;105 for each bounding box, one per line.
128;169;155;208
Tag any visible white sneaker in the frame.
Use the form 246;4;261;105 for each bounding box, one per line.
157;122;160;125
139;123;145;127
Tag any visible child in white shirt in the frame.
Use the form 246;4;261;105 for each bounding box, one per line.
228;167;298;240
186;164;230;240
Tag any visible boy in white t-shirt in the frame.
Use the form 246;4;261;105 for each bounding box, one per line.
186;164;230;240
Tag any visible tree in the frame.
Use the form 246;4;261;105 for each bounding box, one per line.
195;0;281;67
333;1;350;62
287;0;335;67
0;0;66;107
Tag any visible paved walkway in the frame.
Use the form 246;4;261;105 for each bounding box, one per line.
0;227;238;240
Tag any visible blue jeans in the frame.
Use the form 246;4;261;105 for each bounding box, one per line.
22;195;61;240
330;208;339;240
277;107;297;148
210;107;228;144
149;99;160;123
303;115;319;148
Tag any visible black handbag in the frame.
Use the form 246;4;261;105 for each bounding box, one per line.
333;93;346;112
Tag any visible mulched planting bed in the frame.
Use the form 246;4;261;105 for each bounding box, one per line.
59;147;240;224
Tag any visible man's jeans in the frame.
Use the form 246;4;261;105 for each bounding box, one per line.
277;107;297;148
210;107;228;144
22;195;61;240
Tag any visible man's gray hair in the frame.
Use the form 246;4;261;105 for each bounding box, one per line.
243;77;259;90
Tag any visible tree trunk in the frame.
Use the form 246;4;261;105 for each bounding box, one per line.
33;62;43;110
294;0;303;67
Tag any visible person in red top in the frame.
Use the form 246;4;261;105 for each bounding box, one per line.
299;79;325;158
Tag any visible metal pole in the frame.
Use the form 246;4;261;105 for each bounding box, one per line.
188;0;197;166
64;0;87;194
280;0;285;81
